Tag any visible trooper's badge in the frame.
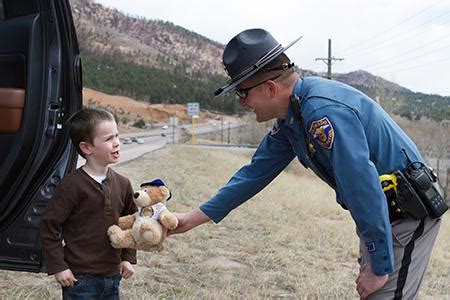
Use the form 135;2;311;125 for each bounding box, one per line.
309;116;335;149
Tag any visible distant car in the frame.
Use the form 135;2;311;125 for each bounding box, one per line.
161;125;169;130
136;138;144;144
121;137;132;144
161;133;167;137
130;136;137;143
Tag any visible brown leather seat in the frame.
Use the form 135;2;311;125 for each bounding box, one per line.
0;87;25;133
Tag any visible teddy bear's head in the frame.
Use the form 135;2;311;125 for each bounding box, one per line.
133;179;171;209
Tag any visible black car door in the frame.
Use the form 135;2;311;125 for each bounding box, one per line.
0;0;82;272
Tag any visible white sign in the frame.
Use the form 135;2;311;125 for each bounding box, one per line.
169;116;178;126
187;102;200;116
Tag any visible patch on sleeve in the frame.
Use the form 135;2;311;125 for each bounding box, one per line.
270;119;283;136
366;242;376;253
308;116;335;149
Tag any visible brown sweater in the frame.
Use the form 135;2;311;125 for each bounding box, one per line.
40;167;137;276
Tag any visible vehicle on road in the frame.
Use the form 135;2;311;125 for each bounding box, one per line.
121;137;133;144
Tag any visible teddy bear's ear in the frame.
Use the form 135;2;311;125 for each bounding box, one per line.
140;179;165;188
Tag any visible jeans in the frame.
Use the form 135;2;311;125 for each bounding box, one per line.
62;273;122;300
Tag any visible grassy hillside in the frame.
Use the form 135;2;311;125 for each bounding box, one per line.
0;146;448;298
82;53;241;115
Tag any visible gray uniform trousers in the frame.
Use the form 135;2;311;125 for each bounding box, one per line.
358;216;441;300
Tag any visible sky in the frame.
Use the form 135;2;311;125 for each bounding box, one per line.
95;0;450;97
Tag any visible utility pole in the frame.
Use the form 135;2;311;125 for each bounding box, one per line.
315;39;344;79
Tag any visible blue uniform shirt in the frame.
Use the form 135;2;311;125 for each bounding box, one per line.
200;76;422;275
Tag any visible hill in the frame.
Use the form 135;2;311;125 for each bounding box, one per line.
82;88;227;132
69;0;450;121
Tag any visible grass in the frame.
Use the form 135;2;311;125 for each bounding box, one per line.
0;145;449;299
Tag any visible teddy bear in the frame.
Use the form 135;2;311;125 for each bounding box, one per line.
107;179;178;251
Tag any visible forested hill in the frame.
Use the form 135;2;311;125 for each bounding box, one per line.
70;0;450;121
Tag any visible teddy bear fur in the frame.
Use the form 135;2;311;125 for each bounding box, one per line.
107;179;178;251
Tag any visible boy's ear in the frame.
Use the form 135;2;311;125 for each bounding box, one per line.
79;141;93;157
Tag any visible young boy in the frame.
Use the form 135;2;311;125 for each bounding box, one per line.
40;108;137;299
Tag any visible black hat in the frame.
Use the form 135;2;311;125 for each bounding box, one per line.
214;28;302;97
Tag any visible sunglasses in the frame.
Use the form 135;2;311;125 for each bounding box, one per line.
235;74;281;99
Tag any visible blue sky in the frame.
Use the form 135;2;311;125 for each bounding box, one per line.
95;0;450;97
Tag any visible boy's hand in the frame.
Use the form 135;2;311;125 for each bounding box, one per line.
55;269;77;287
119;261;135;279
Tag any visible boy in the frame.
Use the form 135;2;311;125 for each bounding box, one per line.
40;108;137;299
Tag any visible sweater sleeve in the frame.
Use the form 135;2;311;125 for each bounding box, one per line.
39;180;75;275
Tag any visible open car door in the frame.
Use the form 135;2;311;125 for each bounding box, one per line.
0;0;82;272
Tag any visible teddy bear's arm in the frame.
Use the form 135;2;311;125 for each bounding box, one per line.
159;210;178;230
118;214;136;229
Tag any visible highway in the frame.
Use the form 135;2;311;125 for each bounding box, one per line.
77;122;245;167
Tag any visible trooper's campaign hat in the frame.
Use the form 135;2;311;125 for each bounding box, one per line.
214;28;302;97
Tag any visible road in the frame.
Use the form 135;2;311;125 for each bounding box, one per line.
77;122;245;167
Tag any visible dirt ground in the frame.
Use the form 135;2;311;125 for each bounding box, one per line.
82;88;238;133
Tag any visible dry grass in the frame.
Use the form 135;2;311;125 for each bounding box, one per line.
0;146;449;299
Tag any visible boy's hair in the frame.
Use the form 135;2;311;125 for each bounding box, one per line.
67;108;115;158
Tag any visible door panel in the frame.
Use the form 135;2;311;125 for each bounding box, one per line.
0;88;25;133
0;0;82;272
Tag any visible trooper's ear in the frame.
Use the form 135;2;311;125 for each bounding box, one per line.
266;79;278;98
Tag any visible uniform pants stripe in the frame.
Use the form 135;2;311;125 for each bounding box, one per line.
393;218;425;300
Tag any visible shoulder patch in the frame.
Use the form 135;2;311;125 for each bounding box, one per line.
270;119;283;136
308;116;335;149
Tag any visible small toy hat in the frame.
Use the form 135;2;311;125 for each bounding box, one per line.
140;179;165;187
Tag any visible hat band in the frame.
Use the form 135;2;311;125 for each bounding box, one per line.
229;43;283;83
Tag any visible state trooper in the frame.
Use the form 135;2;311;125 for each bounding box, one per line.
169;28;443;299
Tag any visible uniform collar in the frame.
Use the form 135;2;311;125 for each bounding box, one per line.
282;78;304;129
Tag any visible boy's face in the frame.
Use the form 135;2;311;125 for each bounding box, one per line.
83;120;120;166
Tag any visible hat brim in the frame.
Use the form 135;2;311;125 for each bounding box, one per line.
214;35;303;97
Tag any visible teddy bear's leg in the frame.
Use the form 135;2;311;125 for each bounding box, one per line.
140;223;162;245
155;230;168;252
107;225;136;249
159;211;179;230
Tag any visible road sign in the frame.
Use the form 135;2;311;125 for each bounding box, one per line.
187;102;200;116
169;116;178;126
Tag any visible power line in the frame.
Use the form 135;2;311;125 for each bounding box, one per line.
337;0;446;55
359;32;450;71
340;9;450;58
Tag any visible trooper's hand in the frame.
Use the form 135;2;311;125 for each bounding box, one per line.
168;208;210;236
356;264;389;299
168;212;195;235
